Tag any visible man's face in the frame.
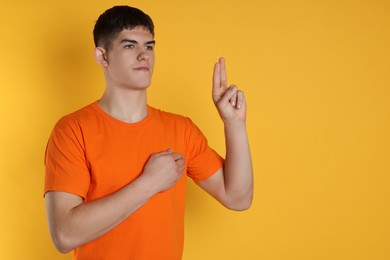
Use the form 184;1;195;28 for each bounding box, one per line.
104;27;155;90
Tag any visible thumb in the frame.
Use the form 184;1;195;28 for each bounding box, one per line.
156;148;173;156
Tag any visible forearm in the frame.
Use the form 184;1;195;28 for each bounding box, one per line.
46;177;155;253
223;121;253;208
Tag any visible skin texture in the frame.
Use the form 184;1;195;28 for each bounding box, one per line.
45;27;253;253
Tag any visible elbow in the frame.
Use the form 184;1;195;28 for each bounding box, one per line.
53;237;73;254
227;200;252;211
56;244;73;254
223;194;253;211
51;230;76;254
56;246;72;254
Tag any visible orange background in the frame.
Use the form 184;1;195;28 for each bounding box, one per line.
1;1;389;259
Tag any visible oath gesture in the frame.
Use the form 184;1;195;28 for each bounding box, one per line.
212;58;247;124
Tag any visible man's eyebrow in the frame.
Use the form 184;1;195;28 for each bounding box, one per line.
146;40;156;45
120;39;156;45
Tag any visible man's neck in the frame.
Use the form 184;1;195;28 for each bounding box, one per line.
98;88;148;124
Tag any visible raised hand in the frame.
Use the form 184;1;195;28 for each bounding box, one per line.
212;58;246;125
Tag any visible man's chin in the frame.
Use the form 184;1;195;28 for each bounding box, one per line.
131;82;151;90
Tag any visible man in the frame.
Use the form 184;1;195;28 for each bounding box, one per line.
44;5;253;260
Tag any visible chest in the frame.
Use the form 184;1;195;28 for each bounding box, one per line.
82;122;187;200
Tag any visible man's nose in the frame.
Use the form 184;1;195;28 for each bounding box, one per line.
137;49;149;61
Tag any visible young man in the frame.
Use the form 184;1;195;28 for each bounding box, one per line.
44;5;253;260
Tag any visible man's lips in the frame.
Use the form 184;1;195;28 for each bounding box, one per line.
133;66;150;71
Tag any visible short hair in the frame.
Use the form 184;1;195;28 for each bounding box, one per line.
93;5;154;49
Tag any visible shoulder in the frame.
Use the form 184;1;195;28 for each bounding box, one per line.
55;102;98;127
51;102;99;138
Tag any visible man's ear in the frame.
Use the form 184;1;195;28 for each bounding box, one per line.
94;47;108;67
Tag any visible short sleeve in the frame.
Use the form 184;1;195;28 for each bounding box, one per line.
184;118;224;183
44;116;91;198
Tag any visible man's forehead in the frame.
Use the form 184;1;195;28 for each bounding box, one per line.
117;27;154;39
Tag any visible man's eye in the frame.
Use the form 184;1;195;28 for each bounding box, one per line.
145;45;154;50
125;44;135;49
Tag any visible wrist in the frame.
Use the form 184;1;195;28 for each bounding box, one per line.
131;175;157;200
223;119;246;130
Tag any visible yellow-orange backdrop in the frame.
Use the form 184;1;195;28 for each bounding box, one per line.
1;1;389;259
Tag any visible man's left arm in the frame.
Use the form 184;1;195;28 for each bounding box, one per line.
198;57;253;211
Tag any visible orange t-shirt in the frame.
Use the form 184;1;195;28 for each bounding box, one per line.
44;102;224;260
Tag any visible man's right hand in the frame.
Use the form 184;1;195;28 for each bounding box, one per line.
139;149;185;194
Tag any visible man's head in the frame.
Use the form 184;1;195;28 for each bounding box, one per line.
93;6;154;50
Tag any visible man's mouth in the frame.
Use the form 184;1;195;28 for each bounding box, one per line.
134;66;149;71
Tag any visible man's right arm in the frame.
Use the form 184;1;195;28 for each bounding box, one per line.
45;150;184;253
